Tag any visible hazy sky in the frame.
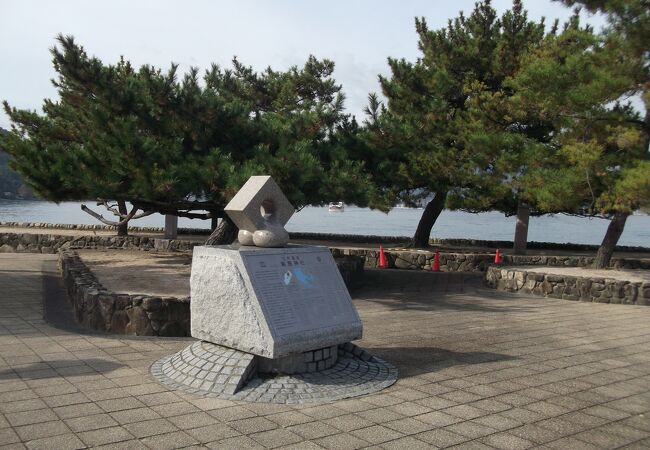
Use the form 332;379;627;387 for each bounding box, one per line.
0;0;605;129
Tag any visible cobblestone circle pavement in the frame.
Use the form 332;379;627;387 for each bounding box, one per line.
151;341;398;403
1;254;650;449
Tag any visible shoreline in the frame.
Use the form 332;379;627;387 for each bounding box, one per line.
1;221;649;254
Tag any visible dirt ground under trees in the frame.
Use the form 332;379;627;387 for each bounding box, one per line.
79;249;191;297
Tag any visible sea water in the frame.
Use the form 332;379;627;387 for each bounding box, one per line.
0;199;648;247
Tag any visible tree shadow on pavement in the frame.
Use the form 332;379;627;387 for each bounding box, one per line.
0;358;125;380
366;346;515;377
42;267;90;334
352;269;536;313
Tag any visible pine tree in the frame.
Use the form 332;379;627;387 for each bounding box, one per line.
1;35;377;239
368;0;648;260
367;0;550;247
516;1;650;267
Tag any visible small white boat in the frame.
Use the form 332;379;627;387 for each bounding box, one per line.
328;202;344;212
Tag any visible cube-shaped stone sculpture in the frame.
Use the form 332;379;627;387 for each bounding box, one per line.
190;245;363;358
225;176;294;247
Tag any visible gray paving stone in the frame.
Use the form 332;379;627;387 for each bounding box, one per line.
64;413;118;432
417;428;469;447
545;436;601;450
0;400;48;415
481;431;535;449
185;423;240;443
507;423;559;444
109;407;162;424
6;409;58;427
573;428;639;448
140;431;199;450
350;424;404;444
383;416;432;435
90;439;149;450
24;433;85;450
14;420;71;442
150;402;200;418
4;254;650;449
0;428;20;446
207;405;258;422
386;402;430;417
266;411;314;427
229;417;278;434
445;421;499;439
125;418;179;441
322;413;375;432
443;404;489;420
53;402;103;420
314;432;370;450
356;407;407;424
96;397;145;413
249;428;303;448
209;434;264;449
76;426;134;447
583;404;633;421
167;411;216;430
379;436;434;449
287;421;340;440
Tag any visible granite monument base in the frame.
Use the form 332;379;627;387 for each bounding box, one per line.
151;340;398;403
190;245;363;358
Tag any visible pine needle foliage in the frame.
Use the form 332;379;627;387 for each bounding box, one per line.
1;35;376;223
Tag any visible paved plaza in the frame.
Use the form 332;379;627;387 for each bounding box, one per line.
1;254;649;449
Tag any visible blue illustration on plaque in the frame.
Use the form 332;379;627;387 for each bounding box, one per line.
292;268;315;288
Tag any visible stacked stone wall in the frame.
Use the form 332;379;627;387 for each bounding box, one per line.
0;232;197;253
333;247;650;271
486;266;650;306
2;230;647;271
3;221;648;253
59;251;191;336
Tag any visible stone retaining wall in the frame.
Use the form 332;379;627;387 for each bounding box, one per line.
4;221;648;253
486;266;650;305
2;229;648;271
333;247;650;271
59;251;191;336
0;232;197;253
1;221;169;233
335;248;494;272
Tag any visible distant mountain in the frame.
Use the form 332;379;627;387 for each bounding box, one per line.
0;128;35;199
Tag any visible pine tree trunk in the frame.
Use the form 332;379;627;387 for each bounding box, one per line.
593;211;629;269
410;191;447;248
513;203;530;255
164;214;178;239
116;200;129;236
205;216;238;245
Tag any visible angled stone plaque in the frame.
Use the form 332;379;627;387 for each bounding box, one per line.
190;245;363;358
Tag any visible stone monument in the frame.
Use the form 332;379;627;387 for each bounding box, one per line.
225;175;293;248
151;176;397;403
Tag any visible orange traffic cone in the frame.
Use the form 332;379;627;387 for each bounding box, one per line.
494;248;502;264
432;249;440;272
379;245;388;269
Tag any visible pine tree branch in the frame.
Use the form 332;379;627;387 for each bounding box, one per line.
558;113;648;131
94;199;155;220
130;198;224;219
81;204;141;226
